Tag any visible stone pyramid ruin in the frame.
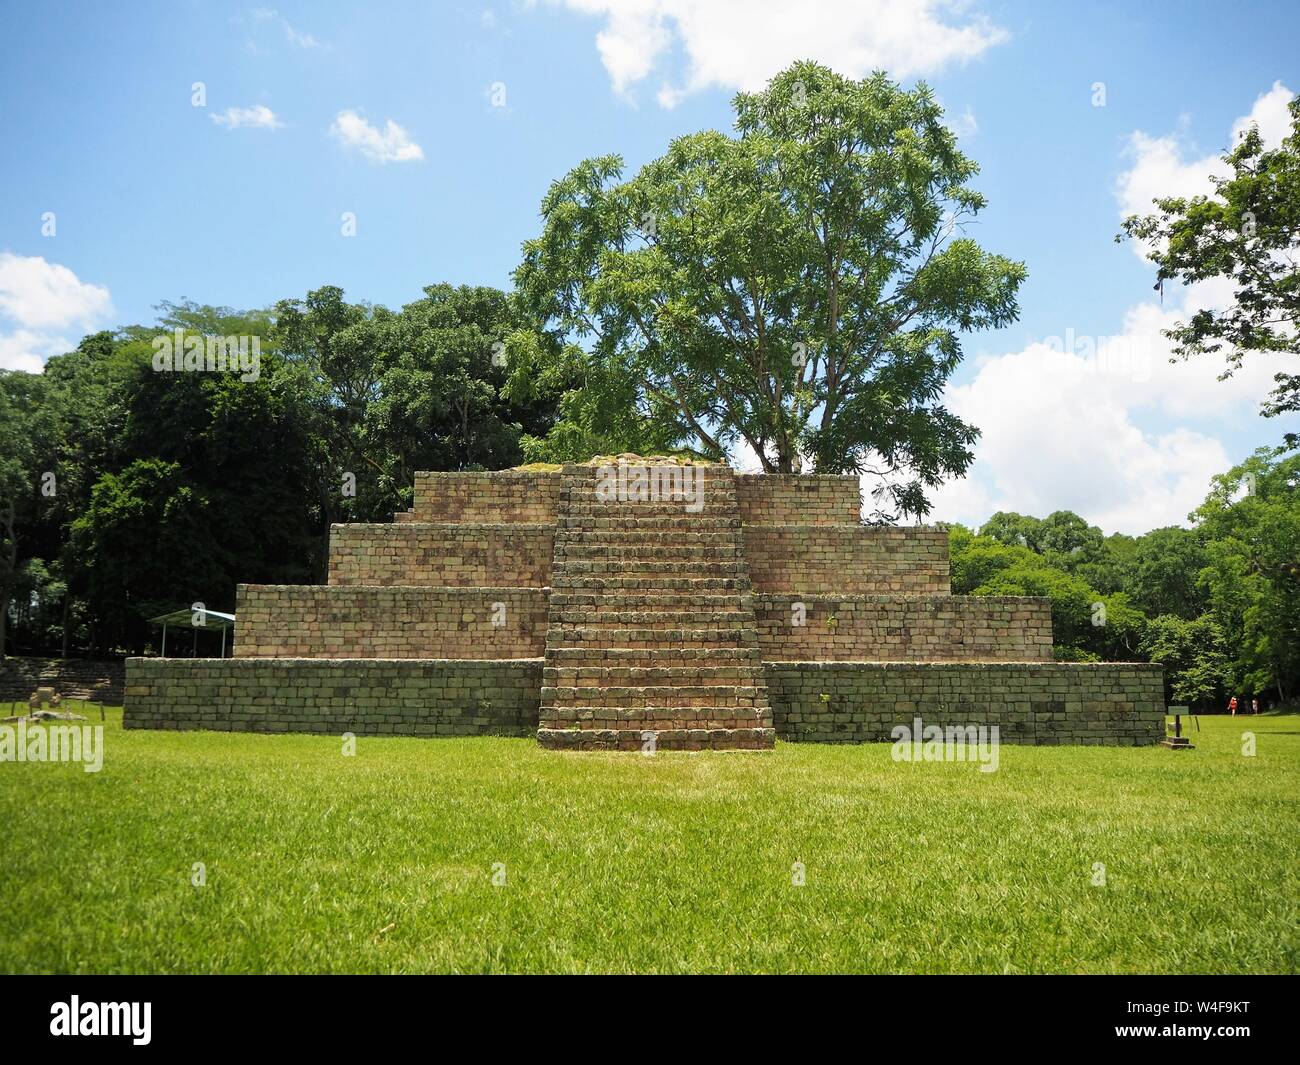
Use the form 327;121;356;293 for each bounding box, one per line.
126;458;1165;748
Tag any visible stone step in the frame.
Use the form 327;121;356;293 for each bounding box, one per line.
561;503;737;518
540;705;772;727
548;611;754;629
556;520;741;536
542;684;769;708
553;560;745;578
547;646;760;665
538;726;775;751
544;662;765;684
546;624;754;650
559;480;737;496
541;460;766;751
551;576;750;592
549;592;751;611
555;529;742;545
552;543;742;562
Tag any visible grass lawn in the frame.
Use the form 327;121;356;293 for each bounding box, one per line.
1;709;1296;974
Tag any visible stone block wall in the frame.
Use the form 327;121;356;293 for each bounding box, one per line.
235;585;548;659
0;656;125;703
754;594;1053;662
413;470;561;523
765;662;1165;745
328;523;553;587
734;474;862;525
124;658;542;737
743;525;950;595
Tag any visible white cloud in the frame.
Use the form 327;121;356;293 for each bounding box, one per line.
551;0;1008;106
1117;80;1295;226
329;110;424;164
210;104;283;130
0;254;112;372
250;8;323;50
921;82;1300;530
927;286;1300;534
0;253;112;331
283;23;321;49
0;329;58;373
951;106;977;139
1231;79;1295;147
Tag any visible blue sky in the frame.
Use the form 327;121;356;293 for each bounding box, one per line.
1;0;1297;532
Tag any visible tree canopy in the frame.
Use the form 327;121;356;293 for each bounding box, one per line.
0;286;565;659
510;61;1025;519
1121;96;1300;445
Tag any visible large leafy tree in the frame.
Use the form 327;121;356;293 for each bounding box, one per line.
979;511;1045;552
276;284;564;523
376;284;565;487
1125;526;1208;620
0;377;35;663
69;459;228;654
512;61;1025;518
1121;95;1300;444
273;286;394;523
1191;447;1300;702
1140;614;1232;708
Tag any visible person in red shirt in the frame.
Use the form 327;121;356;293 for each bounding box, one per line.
1228;696;1238;716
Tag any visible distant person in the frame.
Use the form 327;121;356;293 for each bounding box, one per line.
1228;695;1238;716
1252;698;1260;715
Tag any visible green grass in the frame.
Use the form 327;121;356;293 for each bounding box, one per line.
1;710;1296;973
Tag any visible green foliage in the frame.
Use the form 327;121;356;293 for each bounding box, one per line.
69;459;227;652
1140;614;1232;708
951;469;1299;701
973;559;1101;656
513;62;1025;517
1190;448;1300;701
1120;96;1300;443
1;287;568;657
1125;526;1208;618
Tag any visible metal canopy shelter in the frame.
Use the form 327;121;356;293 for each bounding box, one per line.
146;608;237;658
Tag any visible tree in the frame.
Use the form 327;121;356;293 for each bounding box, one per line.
1125;526;1208;619
512;61;1025;518
69;459;227;654
1141;614;1232;709
951;522;1151;660
273;286;392;523
979;511;1044;552
1037;510;1105;561
377;284;565;486
0;377;35;664
1191;448;1300;702
1120;95;1300;445
948;527;1039;594
276;284;563;526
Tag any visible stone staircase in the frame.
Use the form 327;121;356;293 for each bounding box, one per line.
537;464;775;751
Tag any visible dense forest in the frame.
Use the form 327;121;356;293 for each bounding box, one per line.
0;286;570;660
1;63;1296;711
947;453;1299;709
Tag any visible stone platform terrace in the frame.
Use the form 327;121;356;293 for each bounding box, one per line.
125;460;1165;748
